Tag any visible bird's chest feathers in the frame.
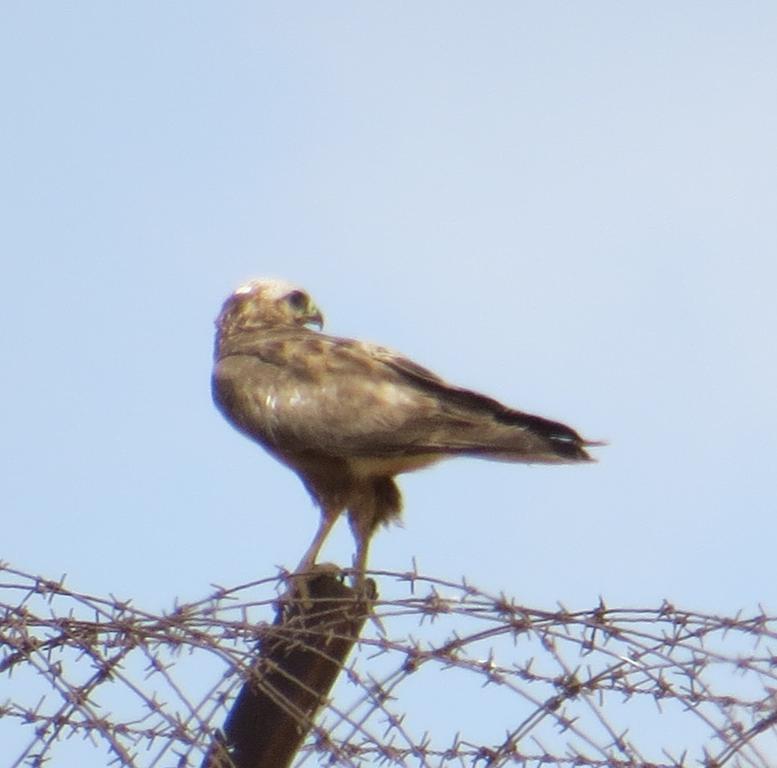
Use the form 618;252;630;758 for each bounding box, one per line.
214;357;304;443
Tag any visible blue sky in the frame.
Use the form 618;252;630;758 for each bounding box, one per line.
2;3;776;626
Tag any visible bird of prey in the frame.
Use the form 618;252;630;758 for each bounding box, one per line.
212;279;599;587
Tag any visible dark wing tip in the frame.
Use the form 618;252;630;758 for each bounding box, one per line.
549;436;596;462
500;409;605;463
563;440;606;462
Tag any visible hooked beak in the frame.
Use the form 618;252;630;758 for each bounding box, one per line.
305;306;324;330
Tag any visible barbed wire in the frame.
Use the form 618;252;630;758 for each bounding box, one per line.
1;560;776;767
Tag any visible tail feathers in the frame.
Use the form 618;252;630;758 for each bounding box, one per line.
501;409;603;461
446;407;603;464
421;418;602;464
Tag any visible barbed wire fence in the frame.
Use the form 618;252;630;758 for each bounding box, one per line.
2;559;776;767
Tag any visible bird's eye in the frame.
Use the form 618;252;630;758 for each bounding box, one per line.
286;290;307;310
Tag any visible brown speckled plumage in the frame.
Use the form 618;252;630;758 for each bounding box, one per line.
212;279;600;585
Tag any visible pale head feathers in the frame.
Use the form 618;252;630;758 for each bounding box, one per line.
215;278;324;342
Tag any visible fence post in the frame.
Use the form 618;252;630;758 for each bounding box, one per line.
203;566;374;768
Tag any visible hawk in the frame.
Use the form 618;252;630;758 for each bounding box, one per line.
212;279;599;586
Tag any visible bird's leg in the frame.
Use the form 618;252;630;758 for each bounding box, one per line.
348;476;400;593
285;512;340;610
352;534;371;591
348;505;379;596
294;511;339;577
350;522;383;633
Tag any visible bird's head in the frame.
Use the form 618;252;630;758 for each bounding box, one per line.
215;279;324;344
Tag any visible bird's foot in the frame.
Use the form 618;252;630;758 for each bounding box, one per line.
347;569;383;632
349;570;376;597
281;562;344;612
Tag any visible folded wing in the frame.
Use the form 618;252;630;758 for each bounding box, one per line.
213;331;596;465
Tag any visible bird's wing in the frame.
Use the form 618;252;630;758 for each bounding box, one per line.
370;344;594;462
213;330;593;463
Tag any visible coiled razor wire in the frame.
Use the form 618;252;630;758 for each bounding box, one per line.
1;561;776;767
